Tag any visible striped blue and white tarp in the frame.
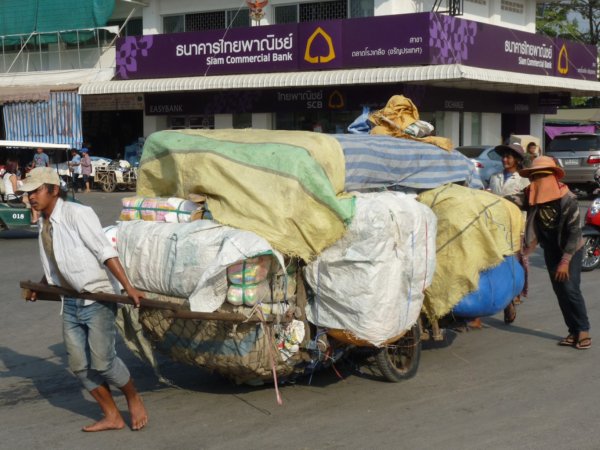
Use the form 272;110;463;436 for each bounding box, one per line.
2;91;83;149
335;134;484;191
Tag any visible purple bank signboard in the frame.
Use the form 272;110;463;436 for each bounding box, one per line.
116;12;597;81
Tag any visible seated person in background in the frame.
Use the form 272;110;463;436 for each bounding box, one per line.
2;161;40;224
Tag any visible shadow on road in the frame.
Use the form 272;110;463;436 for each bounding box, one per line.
482;317;562;341
0;344;97;420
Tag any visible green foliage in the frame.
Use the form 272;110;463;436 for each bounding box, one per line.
536;1;600;45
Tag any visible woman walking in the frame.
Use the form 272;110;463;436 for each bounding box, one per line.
507;156;591;349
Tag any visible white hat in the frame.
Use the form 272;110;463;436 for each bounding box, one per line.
17;167;60;193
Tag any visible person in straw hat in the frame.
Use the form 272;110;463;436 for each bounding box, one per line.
506;156;591;349
18;167;149;430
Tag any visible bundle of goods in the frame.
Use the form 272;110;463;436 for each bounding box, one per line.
225;255;272;307
452;255;524;318
112;219;305;384
337;134;483;192
368;95;453;151
136;129;355;261
303;191;437;347
417;184;525;320
138;291;305;385
119;196;200;223
116;219;283;312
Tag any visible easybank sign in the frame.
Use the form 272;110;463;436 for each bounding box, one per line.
115;13;596;80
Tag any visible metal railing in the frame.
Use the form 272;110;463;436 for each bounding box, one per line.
0;26;119;73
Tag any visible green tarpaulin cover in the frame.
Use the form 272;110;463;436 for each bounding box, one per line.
0;0;115;45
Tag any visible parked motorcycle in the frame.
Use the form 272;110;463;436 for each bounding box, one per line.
581;170;600;271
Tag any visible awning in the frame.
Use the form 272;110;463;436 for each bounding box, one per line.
78;64;600;97
0;84;80;104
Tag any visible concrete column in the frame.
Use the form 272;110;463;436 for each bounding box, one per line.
143;114;166;137
442;111;460;149
214;114;233;129
530;114;545;150
481;113;502;145
251;113;273;130
142;0;160;34
462;112;473;146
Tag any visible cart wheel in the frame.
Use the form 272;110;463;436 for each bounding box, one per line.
375;322;421;382
102;175;117;193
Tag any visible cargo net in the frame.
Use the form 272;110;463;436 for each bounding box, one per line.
137;259;308;385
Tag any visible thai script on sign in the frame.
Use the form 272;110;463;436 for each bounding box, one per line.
504;40;553;59
176;33;294;57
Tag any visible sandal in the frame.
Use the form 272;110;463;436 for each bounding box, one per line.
575;337;592;350
558;335;576;347
503;302;516;324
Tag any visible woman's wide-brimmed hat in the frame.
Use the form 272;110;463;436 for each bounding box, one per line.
494;143;525;160
518;155;565;179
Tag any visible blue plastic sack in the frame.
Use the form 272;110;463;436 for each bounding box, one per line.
347;106;372;134
452;255;525;318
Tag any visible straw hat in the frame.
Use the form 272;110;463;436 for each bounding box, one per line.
494;143;525;160
518;156;565;179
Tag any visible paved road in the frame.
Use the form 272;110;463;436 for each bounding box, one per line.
1;192;599;450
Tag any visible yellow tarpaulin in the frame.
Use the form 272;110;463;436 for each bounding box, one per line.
417;184;524;319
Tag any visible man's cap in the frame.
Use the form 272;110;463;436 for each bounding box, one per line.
494;143;525;160
81;147;89;153
518;156;565;179
16;167;60;193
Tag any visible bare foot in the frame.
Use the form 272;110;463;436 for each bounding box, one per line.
82;416;125;432
127;394;148;431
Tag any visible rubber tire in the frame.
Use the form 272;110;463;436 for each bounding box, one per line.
375;322;421;382
102;175;117;193
581;236;600;272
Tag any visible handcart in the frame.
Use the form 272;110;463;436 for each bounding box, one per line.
94;160;137;193
20;271;421;386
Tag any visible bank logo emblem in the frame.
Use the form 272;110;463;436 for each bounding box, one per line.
304;27;336;64
557;44;569;75
328;90;344;109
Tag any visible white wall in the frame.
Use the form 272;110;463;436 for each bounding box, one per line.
529;113;544;150
481;113;503;145
441;111;461;148
114;0;539;34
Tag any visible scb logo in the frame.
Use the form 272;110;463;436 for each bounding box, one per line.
304;27;336;64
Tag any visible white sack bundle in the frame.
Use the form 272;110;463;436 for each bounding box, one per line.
117;220;282;312
304;191;437;346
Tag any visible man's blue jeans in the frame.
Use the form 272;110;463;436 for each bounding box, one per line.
62;298;130;391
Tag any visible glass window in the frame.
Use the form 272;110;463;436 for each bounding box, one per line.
227;9;250;28
189;115;215;129
169;117;186;130
275;5;299;24
299;0;346;22
232;113;252;129
186;11;226;32
163;15;185;33
349;0;374;18
107;18;143;37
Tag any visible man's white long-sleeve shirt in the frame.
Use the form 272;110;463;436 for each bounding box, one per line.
39;198;119;305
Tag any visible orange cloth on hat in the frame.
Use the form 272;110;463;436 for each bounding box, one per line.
528;174;569;205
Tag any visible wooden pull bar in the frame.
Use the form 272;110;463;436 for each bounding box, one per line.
19;280;290;324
